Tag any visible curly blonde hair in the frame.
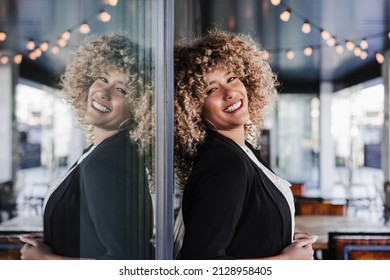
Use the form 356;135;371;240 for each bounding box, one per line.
61;34;153;149
174;29;278;186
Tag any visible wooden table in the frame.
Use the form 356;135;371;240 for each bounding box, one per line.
295;215;390;250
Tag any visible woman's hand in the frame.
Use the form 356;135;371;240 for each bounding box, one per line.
294;232;318;243
280;238;315;260
19;234;55;260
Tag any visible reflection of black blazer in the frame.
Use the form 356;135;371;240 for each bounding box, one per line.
44;130;153;259
180;130;292;260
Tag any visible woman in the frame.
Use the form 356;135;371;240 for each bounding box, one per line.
20;34;154;260
174;29;315;260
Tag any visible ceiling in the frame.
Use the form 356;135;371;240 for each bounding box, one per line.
0;0;390;93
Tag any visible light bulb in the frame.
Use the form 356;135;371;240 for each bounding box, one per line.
0;31;6;41
98;10;111;22
321;30;331;40
58;38;67;48
345;40;355;51
353;47;361;56
79;23;90;34
51;45;60;55
280;9;291;22
376;53;384;64
26;39;35;50
104;0;118;6
1;56;9;64
262;50;270;60
335;44;344;54
301;21;311;33
40;41;49;52
13;54;23;64
287;50;295;59
61;31;71;41
270;0;281;6
326;37;336;47
360;50;368;60
360;39;368;50
304;47;312;56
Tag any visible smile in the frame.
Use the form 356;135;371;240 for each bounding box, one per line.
92;100;111;113
224;99;242;113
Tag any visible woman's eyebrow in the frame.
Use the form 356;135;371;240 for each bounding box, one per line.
208;71;232;85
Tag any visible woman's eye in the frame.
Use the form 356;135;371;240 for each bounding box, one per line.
117;88;127;95
206;87;217;95
227;77;236;83
98;77;108;83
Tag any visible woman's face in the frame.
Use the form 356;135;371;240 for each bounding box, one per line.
201;67;249;132
84;68;130;131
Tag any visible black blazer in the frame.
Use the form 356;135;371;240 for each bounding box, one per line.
180;130;292;259
44;130;153;259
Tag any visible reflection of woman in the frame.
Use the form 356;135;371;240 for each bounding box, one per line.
20;34;154;260
174;29;315;260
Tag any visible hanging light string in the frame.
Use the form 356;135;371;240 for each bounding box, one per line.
0;1;118;64
268;0;389;64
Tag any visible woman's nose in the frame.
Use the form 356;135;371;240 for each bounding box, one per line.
97;86;111;100
223;87;237;100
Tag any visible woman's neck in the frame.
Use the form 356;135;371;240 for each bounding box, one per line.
217;127;245;146
93;128;119;145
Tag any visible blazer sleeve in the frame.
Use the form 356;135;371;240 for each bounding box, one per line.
180;144;250;259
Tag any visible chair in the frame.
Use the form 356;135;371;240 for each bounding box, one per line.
344;244;390;260
297;201;347;216
327;231;390;260
290;184;305;197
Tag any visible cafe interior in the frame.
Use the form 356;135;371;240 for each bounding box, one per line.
0;0;390;260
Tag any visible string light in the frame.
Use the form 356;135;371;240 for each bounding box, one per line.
303;47;312;56
287;49;295;59
61;30;72;41
262;50;270;60
104;0;119;6
320;29;331;40
376;53;384;64
353;47;362;57
79;22;90;34
280;9;291;22
335;44;344;54
98;10;111;22
13;54;23;64
39;41;49;52
51;45;60;55
0;31;6;41
57;37;67;48
360;38;368;50
270;0;281;6
359;50;368;60
345;40;355;51
326;36;336;47
301;21;311;34
1;55;9;64
26;39;35;50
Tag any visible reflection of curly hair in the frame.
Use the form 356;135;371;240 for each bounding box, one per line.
61;34;153;149
174;29;278;186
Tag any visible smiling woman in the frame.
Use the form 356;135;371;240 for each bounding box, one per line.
174;29;316;260
18;34;154;260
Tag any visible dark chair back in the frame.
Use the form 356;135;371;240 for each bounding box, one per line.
327;231;390;259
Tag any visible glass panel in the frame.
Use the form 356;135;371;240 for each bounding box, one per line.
1;0;173;260
273;94;320;190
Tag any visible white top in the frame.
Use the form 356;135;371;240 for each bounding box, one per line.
241;145;295;239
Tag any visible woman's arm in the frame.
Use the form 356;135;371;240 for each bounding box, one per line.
20;235;79;260
180;146;249;259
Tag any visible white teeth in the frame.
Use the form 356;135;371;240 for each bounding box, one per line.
224;100;242;113
92;100;111;113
